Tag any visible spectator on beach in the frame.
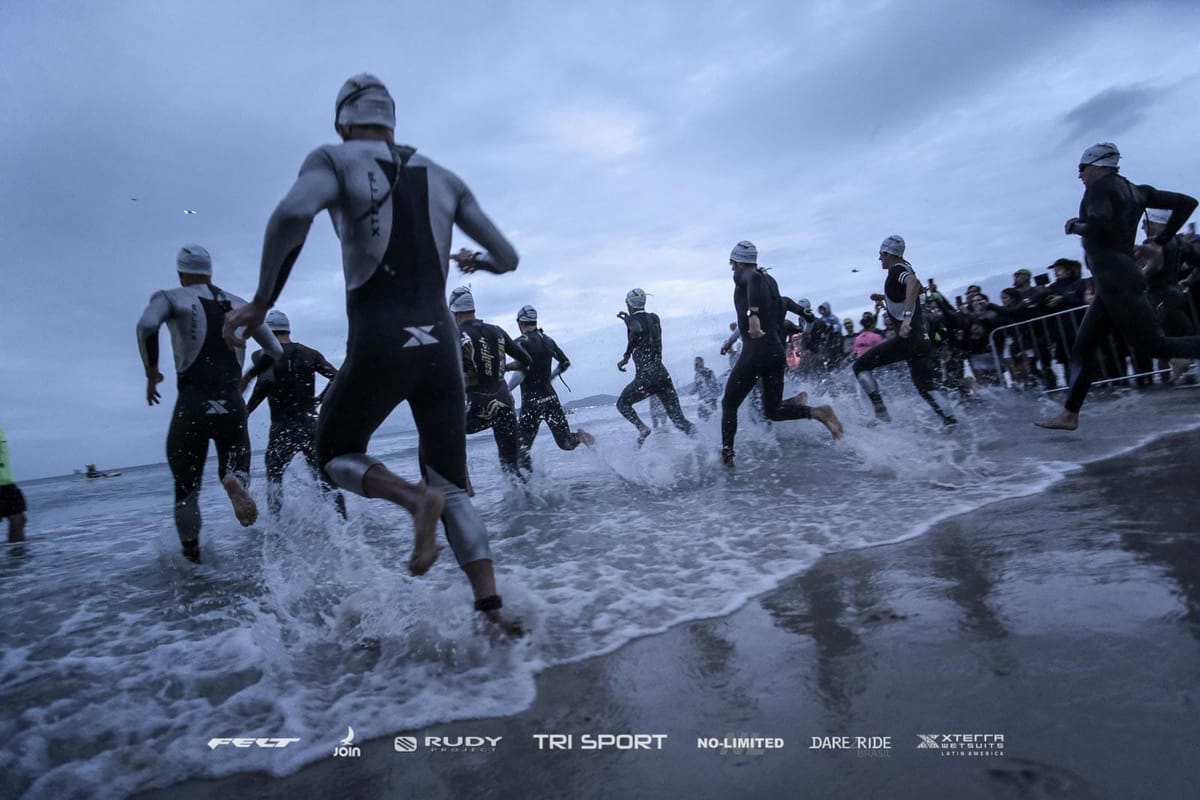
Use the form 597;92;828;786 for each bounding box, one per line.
817;302;843;335
853;312;884;359
842;318;857;357
0;425;27;543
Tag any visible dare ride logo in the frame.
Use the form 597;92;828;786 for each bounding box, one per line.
809;735;892;758
334;726;362;758
916;733;1005;757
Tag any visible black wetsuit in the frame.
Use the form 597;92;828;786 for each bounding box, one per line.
460;318;531;477
1063;173;1199;412
853;262;955;423
693;365;720;420
1142;235;1199;337
138;283;280;547
721;267;813;455
246;342;342;513
516;328;580;461
255;138;519;567
616;311;695;434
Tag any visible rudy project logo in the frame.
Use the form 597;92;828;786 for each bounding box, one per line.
394;735;503;753
917;733;1005;756
208;737;300;750
334;726;361;758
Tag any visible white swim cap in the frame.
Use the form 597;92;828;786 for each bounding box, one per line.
1145;208;1171;225
265;310;290;332
730;240;758;265
176;244;212;276
516;305;538;323
879;235;906;257
1079;142;1119;168
625;288;647;310
448;286;475;313
335;73;396;130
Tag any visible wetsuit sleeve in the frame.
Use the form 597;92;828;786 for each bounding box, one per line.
504;329;533;369
245;353;270;414
453;175;519;274
241;324;283;384
743;269;770;310
549;336;570;373
1143;186;1199;245
623;318;636;361
136;291;172;377
311;348;339;380
255;148;341;306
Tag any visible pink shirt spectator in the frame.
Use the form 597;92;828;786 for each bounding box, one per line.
853;329;884;358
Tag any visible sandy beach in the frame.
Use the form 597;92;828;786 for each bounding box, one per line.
134;423;1200;800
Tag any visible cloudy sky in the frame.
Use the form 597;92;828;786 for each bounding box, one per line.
2;0;1198;479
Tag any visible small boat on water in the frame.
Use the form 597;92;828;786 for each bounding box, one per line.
84;464;122;479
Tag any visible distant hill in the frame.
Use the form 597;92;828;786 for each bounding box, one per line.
564;394;618;411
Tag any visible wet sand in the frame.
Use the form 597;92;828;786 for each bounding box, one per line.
140;427;1200;800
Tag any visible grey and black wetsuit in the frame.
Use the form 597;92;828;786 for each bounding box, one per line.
246;342;343;513
721;268;813;455
138;284;282;546
616;312;695;434
253;138;518;567
516;329;581;461
460;318;531;478
1063;174;1199;412
853;261;955;423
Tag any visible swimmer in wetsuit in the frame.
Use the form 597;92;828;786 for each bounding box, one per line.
510;305;595;469
138;245;283;563
0;425;27;543
222;73;522;633
615;288;696;445
1038;143;1200;430
449;287;532;480
721;241;843;468
243;309;345;516
853;235;957;426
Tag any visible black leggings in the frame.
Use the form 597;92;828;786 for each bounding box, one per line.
166;384;251;542
616;368;694;434
520;392;580;458
1065;288;1200;412
466;391;523;477
853;333;951;418
317;316;470;491
721;344;810;451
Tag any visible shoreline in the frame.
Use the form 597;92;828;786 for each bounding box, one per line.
138;424;1200;800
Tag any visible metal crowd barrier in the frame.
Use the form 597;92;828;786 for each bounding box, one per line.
986;289;1199;393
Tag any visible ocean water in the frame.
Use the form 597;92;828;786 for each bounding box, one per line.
2;378;1198;799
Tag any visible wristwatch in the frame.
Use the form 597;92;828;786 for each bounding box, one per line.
746;309;759;318
902;310;913;318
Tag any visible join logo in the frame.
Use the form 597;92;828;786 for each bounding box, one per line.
333;726;362;758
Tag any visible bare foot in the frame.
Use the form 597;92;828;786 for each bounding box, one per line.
222;475;258;527
408;487;445;576
636;427;651;447
812;405;844;440
575;428;596;446
721;447;735;468
1034;411;1078;431
485;610;526;638
1169;359;1190;384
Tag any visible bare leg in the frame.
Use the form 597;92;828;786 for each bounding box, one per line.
7;512;26;543
461;559;525;638
362;464;445;576
1035;410;1079;431
575;428;595;446
221;474;258;527
810;405;844;440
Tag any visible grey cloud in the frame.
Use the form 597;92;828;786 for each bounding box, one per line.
1059;84;1166;146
